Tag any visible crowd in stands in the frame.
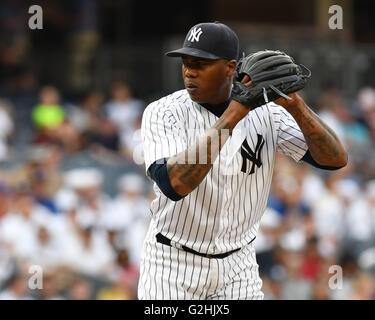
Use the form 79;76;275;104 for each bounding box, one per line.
0;81;150;300
255;86;375;299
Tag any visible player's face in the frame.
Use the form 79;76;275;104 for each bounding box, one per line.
181;56;236;104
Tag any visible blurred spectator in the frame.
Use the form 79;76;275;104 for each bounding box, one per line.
349;272;375;300
98;249;137;300
0;273;33;300
277;245;313;300
0;241;14;290
2;144;63;214
318;87;371;149
298;164;325;211
0;184;10;220
27;144;63;213
66;91;124;158
268;154;309;219
100;172;150;267
29;226;64;270
300;237;322;281
62;226;115;278
67;277;94;300
106;249;139;298
62;167;111;228
0;99;14;160
343;179;375;257
318;87;346;141
311;173;345;258
37;273;65;300
331;253;359;300
32;86;80;152
357;87;375;142
254;208;282;277
104;81;144;161
311;276;330;300
0;188;52;267
358;246;375;275
87;117;120;153
56;168;117;278
67;91;104;136
32;86;65;133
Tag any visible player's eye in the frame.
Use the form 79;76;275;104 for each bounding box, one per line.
183;62;199;69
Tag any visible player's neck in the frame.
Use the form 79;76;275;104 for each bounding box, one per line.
206;84;232;105
200;98;231;118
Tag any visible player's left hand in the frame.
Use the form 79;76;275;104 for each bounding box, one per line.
232;50;311;109
274;92;301;108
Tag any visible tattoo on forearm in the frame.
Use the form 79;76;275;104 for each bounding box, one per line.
167;118;232;195
288;102;346;166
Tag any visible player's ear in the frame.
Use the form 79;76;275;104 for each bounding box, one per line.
226;60;237;77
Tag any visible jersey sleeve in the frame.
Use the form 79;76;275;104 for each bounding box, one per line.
141;100;187;177
275;106;308;162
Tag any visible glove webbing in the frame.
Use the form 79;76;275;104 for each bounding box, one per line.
262;63;311;104
261;85;291;104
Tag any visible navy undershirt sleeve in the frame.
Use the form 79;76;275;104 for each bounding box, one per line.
148;158;185;201
301;150;344;170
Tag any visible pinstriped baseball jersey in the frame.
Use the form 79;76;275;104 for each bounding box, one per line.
141;89;308;255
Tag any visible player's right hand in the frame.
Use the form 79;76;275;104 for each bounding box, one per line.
241;75;252;87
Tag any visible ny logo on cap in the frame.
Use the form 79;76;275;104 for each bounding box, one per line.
188;27;203;42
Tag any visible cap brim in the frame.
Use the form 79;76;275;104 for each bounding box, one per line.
165;47;220;60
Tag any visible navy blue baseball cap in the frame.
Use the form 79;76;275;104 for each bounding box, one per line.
165;22;239;61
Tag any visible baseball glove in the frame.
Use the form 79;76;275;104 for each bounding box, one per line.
232;50;311;109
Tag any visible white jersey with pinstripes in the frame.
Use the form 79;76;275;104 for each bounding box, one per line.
141;89;308;255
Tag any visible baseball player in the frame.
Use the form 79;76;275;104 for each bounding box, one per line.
139;22;347;300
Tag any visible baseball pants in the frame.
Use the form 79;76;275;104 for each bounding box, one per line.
138;221;264;300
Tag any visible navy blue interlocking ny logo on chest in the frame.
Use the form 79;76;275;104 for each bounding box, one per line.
240;134;265;174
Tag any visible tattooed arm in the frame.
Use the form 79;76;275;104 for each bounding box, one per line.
275;93;348;168
167;101;249;196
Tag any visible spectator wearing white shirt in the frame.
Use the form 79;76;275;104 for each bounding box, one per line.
55;170;116;277
29;226;64;270
311;174;345;258
104;81;144;160
0;190;43;265
64;226;115;279
62;168;111;229
342;180;373;256
100;173;150;267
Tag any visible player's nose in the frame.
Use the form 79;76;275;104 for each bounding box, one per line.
184;66;198;78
